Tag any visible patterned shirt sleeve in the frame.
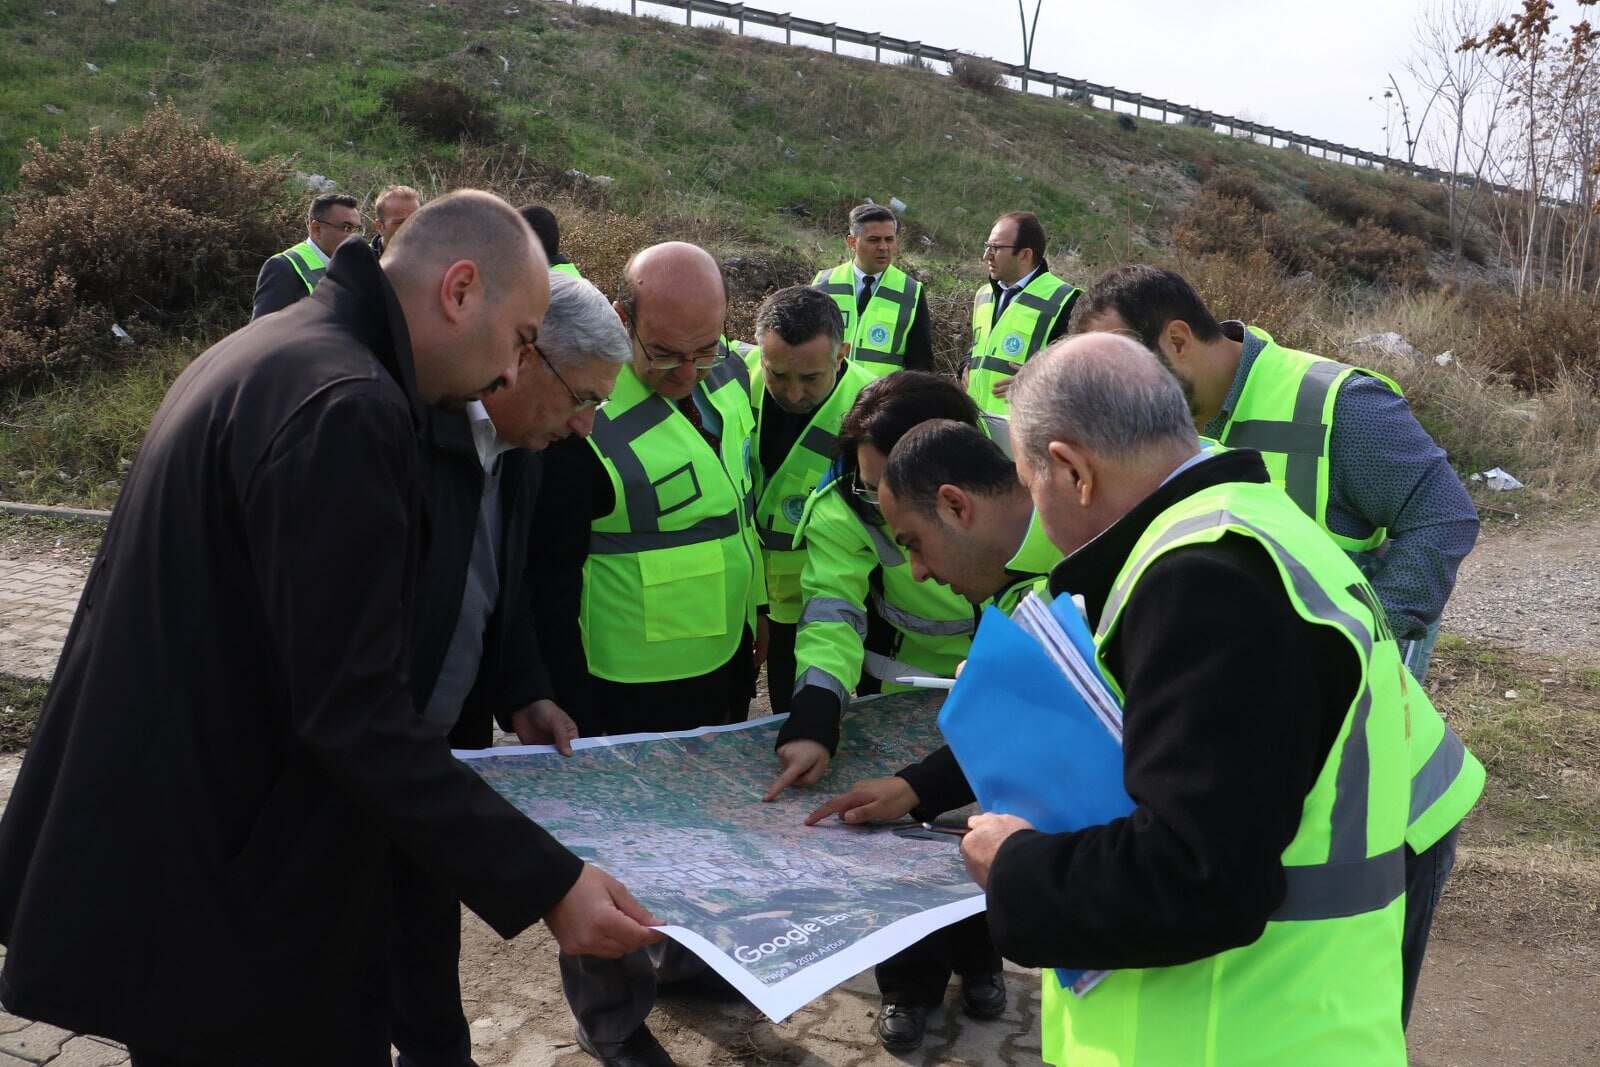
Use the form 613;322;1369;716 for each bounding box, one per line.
1325;375;1479;639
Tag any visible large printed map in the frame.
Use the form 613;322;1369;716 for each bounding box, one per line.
456;691;985;1022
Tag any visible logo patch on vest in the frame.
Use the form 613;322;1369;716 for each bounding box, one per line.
782;495;807;524
867;324;890;347
1002;333;1025;357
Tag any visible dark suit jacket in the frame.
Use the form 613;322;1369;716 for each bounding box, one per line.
250;252;311;321
0;240;582;1060
412;409;553;750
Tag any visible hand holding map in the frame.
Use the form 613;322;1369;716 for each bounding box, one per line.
543;864;665;959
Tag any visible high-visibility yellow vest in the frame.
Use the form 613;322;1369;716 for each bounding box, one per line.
747;350;876;625
1045;478;1411;1066
551;261;582;278
581;345;761;682
967;270;1078;416
811;262;923;378
993;509;1062;615
1218;328;1484;852
277;239;329;295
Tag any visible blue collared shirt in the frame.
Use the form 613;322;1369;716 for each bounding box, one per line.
1205;322;1479;639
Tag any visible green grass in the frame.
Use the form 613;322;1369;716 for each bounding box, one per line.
0;674;49;753
1428;635;1600;856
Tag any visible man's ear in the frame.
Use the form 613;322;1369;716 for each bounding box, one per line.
1164;318;1196;361
1046;440;1094;507
836;342;852;367
937;484;976;529
612;300;631;328
438;260;480;325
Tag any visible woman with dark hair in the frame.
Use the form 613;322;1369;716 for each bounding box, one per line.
768;369;1009;1052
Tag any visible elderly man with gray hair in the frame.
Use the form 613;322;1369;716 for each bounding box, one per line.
950;333;1413;1065
392;271;631;1067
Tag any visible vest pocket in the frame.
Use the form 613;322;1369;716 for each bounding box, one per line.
638;540;728;642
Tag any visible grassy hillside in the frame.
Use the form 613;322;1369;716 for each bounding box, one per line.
2;0;1454;267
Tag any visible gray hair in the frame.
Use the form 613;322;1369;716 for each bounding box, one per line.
540;273;631;369
1009;333;1198;466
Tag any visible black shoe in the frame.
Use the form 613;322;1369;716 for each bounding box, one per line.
875;1002;930;1052
575;1023;677;1067
960;972;1008;1020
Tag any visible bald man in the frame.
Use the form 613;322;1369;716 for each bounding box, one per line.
531;243;763;1067
0;190;662;1066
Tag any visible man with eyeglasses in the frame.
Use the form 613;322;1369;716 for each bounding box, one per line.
251;192;365;321
964;211;1080;416
531;242;764;1067
391;272;630;1067
811;203;935;376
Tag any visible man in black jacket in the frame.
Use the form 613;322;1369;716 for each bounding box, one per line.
0;191;660;1066
251;192;363;320
811;334;1372;1016
393;271;632;1067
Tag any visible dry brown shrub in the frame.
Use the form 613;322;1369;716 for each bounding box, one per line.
1176;250;1336;349
948;54;1006;95
1452;287;1600;390
0;102;292;387
382;78;500;143
558;211;653;301
1205;170;1276;215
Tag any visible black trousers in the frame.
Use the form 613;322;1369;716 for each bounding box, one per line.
765;620;798;715
389;850;477;1067
874;913;1001;1005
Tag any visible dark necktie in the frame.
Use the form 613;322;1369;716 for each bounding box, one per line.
995;284;1019;326
857;275;876;316
677;396;717;450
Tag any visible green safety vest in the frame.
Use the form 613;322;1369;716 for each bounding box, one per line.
790;479;975;702
967;270;1078;416
747;350;876;625
811;262;923;378
1044;478;1411;1066
580;343;761;683
1220;327;1484;852
551;261;583;278
277;239;329;295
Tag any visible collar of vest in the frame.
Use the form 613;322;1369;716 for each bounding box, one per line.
1047;449;1269;626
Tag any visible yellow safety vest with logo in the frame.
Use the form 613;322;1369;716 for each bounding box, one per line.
1218;327;1484;853
747;349;877;625
789;413;1013;700
968;270;1078;417
276;239;329;295
581;342;761;683
811;262;923;378
1045;478;1411;1066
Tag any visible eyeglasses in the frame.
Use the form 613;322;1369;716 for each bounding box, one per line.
535;344;604;411
314;217;365;235
850;470;880;505
982;243;1023;256
630;323;726;372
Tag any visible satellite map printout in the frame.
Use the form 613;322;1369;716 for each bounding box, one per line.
456;691;985;1022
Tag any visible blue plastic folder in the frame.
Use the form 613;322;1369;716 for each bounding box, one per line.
937;600;1135;995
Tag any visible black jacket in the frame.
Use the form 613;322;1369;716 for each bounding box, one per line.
251;251;312;321
899;450;1359;970
0;240;583;1060
412;409;553;749
902;284;935;372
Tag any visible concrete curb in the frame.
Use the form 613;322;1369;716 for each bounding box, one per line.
0;501;111;523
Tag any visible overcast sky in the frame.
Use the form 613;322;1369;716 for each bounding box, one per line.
582;1;1544;164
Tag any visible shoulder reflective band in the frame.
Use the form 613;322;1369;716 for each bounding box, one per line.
1223;359;1344;518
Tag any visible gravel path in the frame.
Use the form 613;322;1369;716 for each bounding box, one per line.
1443;504;1600;660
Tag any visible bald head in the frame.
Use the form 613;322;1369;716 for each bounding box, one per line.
1010;333;1199;470
381;189;550;407
621;242;726;321
383;189;546;300
615;242;727;401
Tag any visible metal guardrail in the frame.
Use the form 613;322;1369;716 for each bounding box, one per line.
601;0;1527;199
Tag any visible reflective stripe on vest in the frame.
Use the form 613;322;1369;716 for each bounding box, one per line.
1046;479;1409;1066
967;272;1077;415
871;591;975;637
813;262;921;374
580;355;758;682
279;239;328;294
1219;328;1402;554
